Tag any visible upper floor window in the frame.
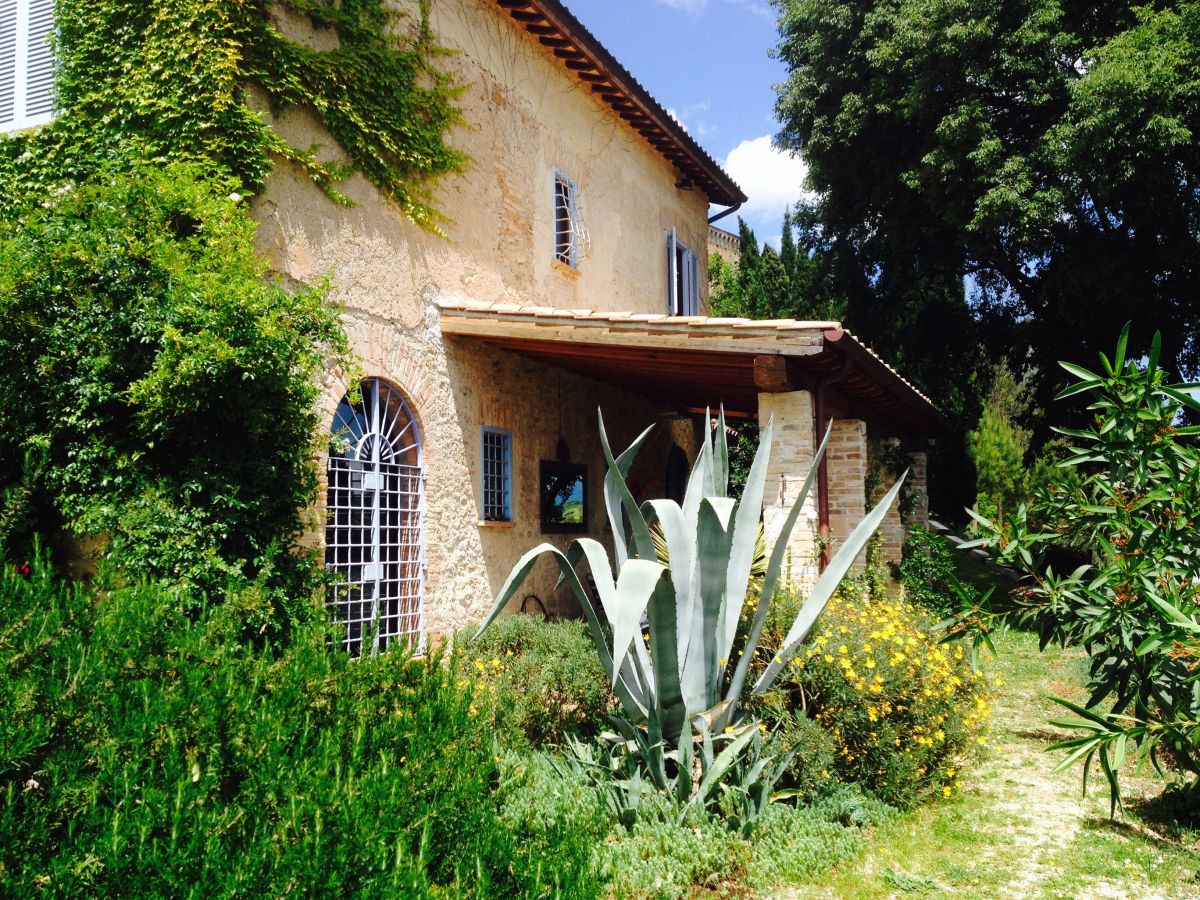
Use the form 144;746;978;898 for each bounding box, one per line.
1;0;56;133
481;426;512;522
553;168;589;268
666;227;700;315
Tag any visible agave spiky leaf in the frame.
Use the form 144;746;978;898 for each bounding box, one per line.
478;406;908;756
723;422;832;714
751;469;909;696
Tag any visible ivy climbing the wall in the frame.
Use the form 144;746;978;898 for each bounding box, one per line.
0;0;465;224
0;0;464;627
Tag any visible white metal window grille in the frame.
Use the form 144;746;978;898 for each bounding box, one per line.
481;426;511;522
1;0;56;133
325;378;424;656
553;168;590;267
666;227;700;315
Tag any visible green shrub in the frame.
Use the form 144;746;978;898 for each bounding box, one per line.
0;165;346;622
756;585;991;808
746;801;871;889
0;560;597;896
466;614;613;748
967;326;1200;807
601;798;748;899
494;750;609;897
898;525;960;615
753;710;839;802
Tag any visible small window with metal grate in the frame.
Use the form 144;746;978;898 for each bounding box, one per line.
481;426;512;522
553;168;589;268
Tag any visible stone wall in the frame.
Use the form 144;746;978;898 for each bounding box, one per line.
758;391;819;589
825;418;868;570
252;0;719;638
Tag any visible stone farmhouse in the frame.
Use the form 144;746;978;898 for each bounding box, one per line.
1;0;945;654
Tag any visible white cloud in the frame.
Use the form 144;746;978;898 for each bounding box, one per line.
666;101;716;140
655;0;709;14
722;0;774;23
721;135;817;219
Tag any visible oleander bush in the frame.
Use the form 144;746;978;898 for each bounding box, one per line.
964;325;1200;808
755;585;992;808
465;613;613;748
0;558;600;896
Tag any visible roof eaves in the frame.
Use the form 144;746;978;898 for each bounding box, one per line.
496;0;747;208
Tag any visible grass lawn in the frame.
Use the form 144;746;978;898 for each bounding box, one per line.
786;628;1200;899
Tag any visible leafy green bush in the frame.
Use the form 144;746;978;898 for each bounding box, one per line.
602;797;748;899
966;326;1200;807
494;750;609;897
0;560;599;896
898;525;960;615
0;165;346;619
757;586;991;808
466;614;612;748
746;800;875;889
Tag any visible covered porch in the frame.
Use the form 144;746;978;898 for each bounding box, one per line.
439;299;947;587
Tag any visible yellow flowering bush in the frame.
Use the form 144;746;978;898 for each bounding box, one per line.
753;583;993;807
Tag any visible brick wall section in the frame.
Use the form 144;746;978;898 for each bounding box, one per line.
871;438;907;570
826;419;868;571
758;390;819;589
909;450;929;527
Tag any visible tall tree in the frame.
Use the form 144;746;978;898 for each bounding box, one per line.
772;0;1200;422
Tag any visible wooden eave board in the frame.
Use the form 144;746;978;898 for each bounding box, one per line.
495;0;745;207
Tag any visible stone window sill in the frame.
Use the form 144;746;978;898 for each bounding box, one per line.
552;258;581;278
478;519;515;528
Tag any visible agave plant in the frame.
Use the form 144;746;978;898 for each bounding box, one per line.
474;409;906;748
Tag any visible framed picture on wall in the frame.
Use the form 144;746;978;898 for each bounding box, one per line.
539;460;587;533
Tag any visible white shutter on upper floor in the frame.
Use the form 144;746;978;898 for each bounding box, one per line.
0;2;17;129
1;0;55;133
25;0;53;120
666;227;679;314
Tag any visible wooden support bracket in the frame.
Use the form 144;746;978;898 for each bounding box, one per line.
753;354;796;392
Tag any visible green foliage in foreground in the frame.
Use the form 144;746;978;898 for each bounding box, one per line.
0;561;599;896
0;166;347;618
503;747;895;900
465;614;613;749
964;325;1200;809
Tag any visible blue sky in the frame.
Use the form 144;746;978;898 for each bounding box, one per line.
562;0;814;246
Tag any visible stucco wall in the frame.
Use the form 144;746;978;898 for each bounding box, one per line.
253;0;714;637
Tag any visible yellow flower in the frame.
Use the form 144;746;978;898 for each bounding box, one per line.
943;785;953;798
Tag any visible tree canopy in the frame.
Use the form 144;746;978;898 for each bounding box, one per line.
772;0;1200;417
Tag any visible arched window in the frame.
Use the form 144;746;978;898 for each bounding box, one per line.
325;378;424;655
